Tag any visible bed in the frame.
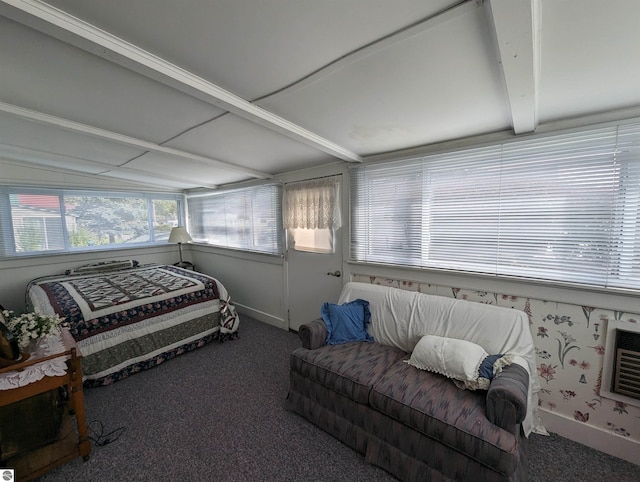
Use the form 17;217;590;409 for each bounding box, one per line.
26;261;239;387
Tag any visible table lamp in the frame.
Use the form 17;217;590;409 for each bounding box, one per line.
168;227;192;265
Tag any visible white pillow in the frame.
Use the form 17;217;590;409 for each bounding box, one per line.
406;335;490;390
65;259;139;275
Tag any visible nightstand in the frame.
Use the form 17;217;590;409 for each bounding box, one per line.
173;261;196;271
0;331;90;480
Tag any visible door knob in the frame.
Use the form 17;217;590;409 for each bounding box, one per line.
327;270;342;277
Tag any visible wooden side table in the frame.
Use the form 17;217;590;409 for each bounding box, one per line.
0;332;90;481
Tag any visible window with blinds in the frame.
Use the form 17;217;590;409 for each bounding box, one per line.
187;183;283;255
0;188;183;258
351;122;640;290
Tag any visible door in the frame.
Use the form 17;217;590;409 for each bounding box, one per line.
286;227;343;331
284;175;344;331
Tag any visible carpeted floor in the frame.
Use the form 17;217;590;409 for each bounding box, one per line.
35;315;640;481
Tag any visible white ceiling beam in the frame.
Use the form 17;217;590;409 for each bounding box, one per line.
486;0;540;134
0;0;362;163
0;101;272;180
0;142;220;189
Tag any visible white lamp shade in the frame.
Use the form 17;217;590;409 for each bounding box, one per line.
168;227;192;243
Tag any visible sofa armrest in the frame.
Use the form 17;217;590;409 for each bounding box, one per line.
486;364;528;434
298;318;328;350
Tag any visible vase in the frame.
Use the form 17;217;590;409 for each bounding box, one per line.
26;337;47;356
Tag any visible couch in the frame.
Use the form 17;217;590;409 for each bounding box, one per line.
286;282;543;481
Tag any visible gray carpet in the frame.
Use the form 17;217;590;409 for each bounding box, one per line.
37;316;640;482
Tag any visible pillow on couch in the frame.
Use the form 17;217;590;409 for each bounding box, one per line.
321;299;374;345
406;334;512;390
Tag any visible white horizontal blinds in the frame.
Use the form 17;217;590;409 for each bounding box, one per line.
350;160;425;266
495;127;621;285
6;190;66;254
350;121;640;289
222;189;252;249
187;183;282;255
611;123;640;288
186;196;207;242
250;184;283;253
424;145;502;272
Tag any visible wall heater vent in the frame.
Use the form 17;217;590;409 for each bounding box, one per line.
613;330;640;400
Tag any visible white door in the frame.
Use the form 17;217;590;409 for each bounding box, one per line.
286;227;343;331
284;175;344;332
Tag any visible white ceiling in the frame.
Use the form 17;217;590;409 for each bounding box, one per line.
1;0;640;191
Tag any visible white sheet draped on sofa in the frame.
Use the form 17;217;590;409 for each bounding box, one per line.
339;281;546;437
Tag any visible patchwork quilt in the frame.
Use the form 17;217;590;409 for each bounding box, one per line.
27;264;236;386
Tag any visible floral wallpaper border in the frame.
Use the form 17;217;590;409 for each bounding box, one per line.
351;274;640;443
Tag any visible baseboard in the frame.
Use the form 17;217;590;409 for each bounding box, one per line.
234;303;287;331
538;408;640;466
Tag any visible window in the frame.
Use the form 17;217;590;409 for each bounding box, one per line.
0;188;183;258
187;183;282;255
284;176;341;254
351;122;640;290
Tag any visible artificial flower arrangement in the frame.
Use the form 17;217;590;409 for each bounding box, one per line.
1;308;66;349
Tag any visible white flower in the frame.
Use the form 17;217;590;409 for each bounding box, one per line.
4;310;65;349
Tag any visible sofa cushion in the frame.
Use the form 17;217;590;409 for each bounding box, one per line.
321;299;374;345
370;360;520;475
290;342;407;404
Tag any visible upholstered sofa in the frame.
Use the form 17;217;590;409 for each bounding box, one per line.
286;282;543;481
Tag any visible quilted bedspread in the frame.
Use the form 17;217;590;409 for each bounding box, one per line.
27;264;233;386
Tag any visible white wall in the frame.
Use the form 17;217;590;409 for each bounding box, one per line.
190;244;285;329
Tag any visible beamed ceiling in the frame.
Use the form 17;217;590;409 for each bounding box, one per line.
1;0;640;190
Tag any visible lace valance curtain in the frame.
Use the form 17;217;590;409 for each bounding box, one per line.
284;176;341;230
